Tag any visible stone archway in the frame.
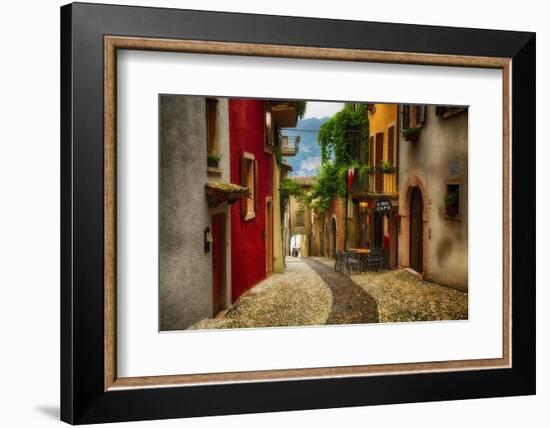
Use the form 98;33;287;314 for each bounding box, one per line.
399;176;429;275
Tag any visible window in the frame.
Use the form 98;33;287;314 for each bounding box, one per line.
402;105;426;129
264;103;274;150
402;105;410;129
387;125;395;165
347;197;354;219
444;183;461;218
206;98;219;158
241;153;257;220
295;206;305;226
375;133;384;193
368;135;374;167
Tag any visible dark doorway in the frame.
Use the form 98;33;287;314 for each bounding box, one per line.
331;217;337;257
409;187;424;274
374;212;384;248
211;213;226;315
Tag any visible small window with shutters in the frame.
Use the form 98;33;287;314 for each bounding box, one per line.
206;98;221;172
206;98;219;157
241;152;257;221
387;125;395;165
264;103;274;151
402;105;410;129
368;135;374;168
402;105;426;130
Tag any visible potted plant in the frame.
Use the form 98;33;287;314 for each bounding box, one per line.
401;126;422;142
379;160;395;174
444;191;459;216
207;154;221;168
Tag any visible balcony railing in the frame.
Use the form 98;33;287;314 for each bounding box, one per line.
368;170;398;196
279;135;299;156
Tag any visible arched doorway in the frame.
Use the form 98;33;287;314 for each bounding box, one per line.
331;217;337;257
409;186;424;273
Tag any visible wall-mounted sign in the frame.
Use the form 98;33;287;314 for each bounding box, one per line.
375;199;392;213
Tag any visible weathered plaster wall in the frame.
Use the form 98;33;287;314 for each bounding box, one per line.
159;95;212;330
398;106;468;291
289;194;311;238
229;99;273;302
272;158;285;272
325;198;346;255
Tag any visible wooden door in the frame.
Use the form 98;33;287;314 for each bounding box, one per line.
331;218;337;256
211;213;226;315
266;199;273;275
409;187;424;273
375;133;384;193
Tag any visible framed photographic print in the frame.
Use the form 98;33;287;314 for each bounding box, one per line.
60;2;535;424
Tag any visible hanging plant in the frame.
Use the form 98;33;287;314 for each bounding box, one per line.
402;126;422;142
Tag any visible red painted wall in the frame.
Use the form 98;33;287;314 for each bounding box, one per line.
229;99;273;302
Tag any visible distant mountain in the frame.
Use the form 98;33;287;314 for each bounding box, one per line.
283;117;328;177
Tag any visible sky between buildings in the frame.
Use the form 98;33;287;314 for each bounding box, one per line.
286;101;345;177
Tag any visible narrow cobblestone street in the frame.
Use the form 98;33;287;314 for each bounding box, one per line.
191;256;467;330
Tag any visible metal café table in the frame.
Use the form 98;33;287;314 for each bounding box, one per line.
347;248;370;272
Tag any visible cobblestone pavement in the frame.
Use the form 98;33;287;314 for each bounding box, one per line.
191;257;379;329
191;256;467;330
191;257;333;329
302;258;379;324
311;257;468;323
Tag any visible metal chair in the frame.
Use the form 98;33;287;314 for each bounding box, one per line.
334;251;344;273
365;247;384;271
343;251;361;275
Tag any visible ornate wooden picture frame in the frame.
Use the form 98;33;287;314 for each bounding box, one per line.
61;2;535;424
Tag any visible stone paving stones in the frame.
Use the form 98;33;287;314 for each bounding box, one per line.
191;256;467;330
190;258;332;329
312;257;468;323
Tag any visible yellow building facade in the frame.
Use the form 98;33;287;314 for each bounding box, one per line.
366;103;399;267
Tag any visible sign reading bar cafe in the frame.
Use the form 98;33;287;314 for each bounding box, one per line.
375;199;392;213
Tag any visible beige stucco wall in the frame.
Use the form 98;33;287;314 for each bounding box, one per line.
289;194;312;238
159;96;231;331
398;106;468;291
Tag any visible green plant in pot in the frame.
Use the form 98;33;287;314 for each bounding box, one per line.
444;191;459;216
402;126;422;142
379;160;395;174
207;154;221;168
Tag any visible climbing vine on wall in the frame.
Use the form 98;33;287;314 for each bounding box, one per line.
312;103;369;212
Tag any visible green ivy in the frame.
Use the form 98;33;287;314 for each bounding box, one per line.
312;103;369;213
295;101;307;119
279;178;304;202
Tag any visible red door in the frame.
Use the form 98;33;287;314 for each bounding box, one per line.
211;213;226;315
